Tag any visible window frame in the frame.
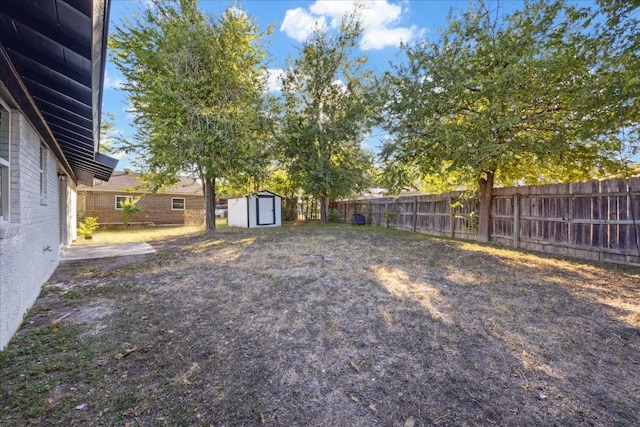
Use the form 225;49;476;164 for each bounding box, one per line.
172;197;186;211
115;195;133;210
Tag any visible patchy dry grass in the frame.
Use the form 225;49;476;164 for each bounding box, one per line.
72;222;229;245
1;222;639;426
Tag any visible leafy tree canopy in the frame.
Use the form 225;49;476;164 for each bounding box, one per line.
586;0;640;162
279;8;378;222
109;0;271;231
380;0;632;240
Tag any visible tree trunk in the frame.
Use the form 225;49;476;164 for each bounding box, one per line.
203;177;216;233
477;171;495;243
283;196;298;221
320;191;328;224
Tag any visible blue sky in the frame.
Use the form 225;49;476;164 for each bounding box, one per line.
101;0;591;170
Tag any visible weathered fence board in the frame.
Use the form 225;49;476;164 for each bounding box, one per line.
334;177;640;266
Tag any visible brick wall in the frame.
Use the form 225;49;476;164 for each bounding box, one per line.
0;110;61;349
80;191;205;225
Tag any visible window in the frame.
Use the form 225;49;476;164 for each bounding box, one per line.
0;105;10;223
39;144;47;204
115;195;133;210
172;197;185;210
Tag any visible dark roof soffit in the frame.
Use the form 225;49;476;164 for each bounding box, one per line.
0;0;116;185
0;44;75;180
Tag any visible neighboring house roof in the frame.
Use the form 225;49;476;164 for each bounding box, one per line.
350;187;429;200
79;171;203;196
363;188;388;198
0;0;116;185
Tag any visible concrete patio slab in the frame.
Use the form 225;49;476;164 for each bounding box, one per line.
60;242;156;262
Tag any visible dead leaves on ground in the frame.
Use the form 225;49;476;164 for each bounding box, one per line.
176;362;200;385
114;345;137;360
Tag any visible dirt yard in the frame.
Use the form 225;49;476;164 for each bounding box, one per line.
1;223;639;426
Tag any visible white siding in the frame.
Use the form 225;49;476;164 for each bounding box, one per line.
274;196;282;227
248;196;257;228
227;197;248;228
0;111;62;350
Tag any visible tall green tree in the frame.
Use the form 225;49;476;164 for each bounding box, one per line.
279;9;377;223
109;0;270;232
585;1;640;162
380;0;628;242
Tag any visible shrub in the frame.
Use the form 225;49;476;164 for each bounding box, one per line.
328;208;343;223
78;216;100;238
119;196;143;226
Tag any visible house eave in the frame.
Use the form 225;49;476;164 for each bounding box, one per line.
0;0;117;186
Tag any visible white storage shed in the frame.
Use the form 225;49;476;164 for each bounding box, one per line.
227;190;283;228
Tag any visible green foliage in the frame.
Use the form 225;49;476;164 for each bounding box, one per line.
279;7;378;222
327;208;343;223
265;168;298;200
463;212;479;237
380;0;632;240
109;0;271;232
118;195;143;226
99;112;117;154
383;207;398;228
77;216;99;237
585;1;640;163
383;0;625;186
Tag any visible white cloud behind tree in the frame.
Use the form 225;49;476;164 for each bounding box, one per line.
103;69;124;90
280;0;423;49
264;68;286;93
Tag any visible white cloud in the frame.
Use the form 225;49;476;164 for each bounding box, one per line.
226;6;247;19
280;8;326;43
332;79;348;93
309;1;356;28
362;25;421;50
125;103;139;120
264;69;286;93
104;70;124;90
281;1;423;50
111;150;130;161
138;0;155;8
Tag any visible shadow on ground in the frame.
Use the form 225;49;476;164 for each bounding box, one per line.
1;223;639;426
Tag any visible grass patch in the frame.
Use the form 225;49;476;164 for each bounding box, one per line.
0;323;100;423
2;222;639;426
73;224;205;245
72;218;229;245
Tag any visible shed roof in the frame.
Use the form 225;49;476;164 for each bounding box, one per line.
254;190;282;198
228;190;283;200
79;171;203;196
0;0;116;184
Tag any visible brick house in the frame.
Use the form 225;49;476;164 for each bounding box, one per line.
78;171;205;226
0;1;116;349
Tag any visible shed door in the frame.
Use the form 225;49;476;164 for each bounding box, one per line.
256;195;275;225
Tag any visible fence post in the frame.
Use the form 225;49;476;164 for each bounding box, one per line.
449;196;455;238
384;199;389;228
513;193;521;248
412;196;418;232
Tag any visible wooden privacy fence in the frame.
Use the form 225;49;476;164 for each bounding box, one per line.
333;177;640;266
